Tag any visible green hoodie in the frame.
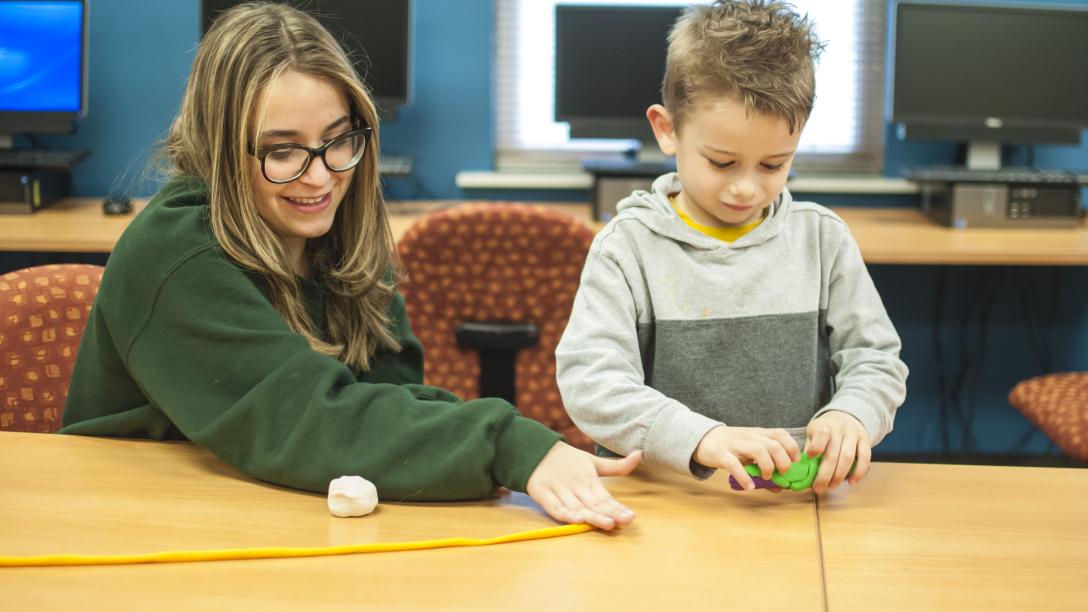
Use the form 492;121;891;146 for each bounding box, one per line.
62;176;561;500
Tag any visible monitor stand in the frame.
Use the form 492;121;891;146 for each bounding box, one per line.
966;140;1000;171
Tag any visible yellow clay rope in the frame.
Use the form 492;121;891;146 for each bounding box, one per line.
0;523;593;568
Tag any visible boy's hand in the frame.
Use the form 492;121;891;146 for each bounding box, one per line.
805;411;871;493
693;426;800;491
526;442;640;530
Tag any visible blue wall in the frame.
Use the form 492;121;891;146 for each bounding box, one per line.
37;0;1088;201
881;0;1088;186
23;0;1088;460
379;1;493;200
868;0;1088;458
39;0;495;200
39;1;196;197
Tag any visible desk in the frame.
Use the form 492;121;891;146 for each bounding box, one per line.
834;207;1088;266
4;433;1087;609
5;198;1087;265
818;462;1088;611
0;431;824;610
0;198;148;253
393;204;1088;266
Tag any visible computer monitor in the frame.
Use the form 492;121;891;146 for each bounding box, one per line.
892;2;1088;170
554;4;681;149
201;0;412;119
0;0;88;148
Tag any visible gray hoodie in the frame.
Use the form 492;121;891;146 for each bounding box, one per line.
556;173;908;476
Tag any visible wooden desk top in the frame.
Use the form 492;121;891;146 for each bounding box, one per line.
834;207;1088;266
0;198;149;253
0;431;823;610
3;198;1087;265
817;462;1088;611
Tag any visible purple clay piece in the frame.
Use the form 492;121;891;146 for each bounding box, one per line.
728;475;781;491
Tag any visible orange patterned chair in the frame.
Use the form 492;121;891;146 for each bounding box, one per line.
397;203;595;451
0;264;104;433
1009;372;1088;462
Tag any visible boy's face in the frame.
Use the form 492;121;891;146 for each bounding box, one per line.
647;96;802;228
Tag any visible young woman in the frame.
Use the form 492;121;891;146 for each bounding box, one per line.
63;2;637;530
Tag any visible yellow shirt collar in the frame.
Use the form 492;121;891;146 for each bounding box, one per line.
670;196;764;243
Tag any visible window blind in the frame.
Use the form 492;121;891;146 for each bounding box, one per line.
494;0;886;172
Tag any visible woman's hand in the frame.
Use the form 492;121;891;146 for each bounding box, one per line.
526;443;641;530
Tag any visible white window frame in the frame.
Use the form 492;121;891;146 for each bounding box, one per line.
494;0;886;173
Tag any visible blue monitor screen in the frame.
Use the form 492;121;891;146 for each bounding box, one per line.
0;1;84;112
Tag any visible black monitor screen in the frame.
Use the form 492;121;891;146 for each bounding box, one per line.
555;5;681;141
201;0;411;110
893;2;1088;144
0;0;87;134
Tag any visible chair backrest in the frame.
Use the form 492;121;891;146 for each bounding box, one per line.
397;203;595;450
0;264;104;432
1009;372;1088;462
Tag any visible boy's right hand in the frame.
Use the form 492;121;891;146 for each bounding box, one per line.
693;426;800;491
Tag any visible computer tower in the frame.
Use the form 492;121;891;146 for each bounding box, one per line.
585;159;673;222
0;169;70;214
918;181;1082;229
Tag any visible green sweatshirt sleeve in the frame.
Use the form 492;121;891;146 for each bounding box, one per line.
66;245;561;500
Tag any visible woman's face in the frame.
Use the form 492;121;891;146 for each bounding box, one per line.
250;70;356;269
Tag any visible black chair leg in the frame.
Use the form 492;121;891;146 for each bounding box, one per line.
477;349;519;404
455;321;539;405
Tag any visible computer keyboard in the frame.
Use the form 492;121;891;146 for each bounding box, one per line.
0;148;90;170
905;166;1088;185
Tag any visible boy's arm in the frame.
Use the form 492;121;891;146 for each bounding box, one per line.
556;249;721;476
813;227;909;446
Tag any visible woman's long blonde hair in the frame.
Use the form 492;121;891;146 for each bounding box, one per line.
164;1;400;370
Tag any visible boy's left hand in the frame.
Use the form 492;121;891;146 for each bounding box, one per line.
804;411;871;494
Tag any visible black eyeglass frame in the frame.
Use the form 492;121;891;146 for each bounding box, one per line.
248;122;373;184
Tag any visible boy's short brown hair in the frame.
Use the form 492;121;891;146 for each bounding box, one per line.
663;0;823;133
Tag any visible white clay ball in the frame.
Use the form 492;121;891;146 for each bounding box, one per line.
327;475;378;517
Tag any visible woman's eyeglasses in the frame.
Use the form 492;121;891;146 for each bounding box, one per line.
249;124;372;184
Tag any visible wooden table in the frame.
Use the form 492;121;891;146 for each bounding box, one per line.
5;433;1087;609
817;462;1088;611
0;198;149;252
834;207;1088;265
4;198;1087;265
0;431;824;610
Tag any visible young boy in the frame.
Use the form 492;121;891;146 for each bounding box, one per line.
556;0;908;494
